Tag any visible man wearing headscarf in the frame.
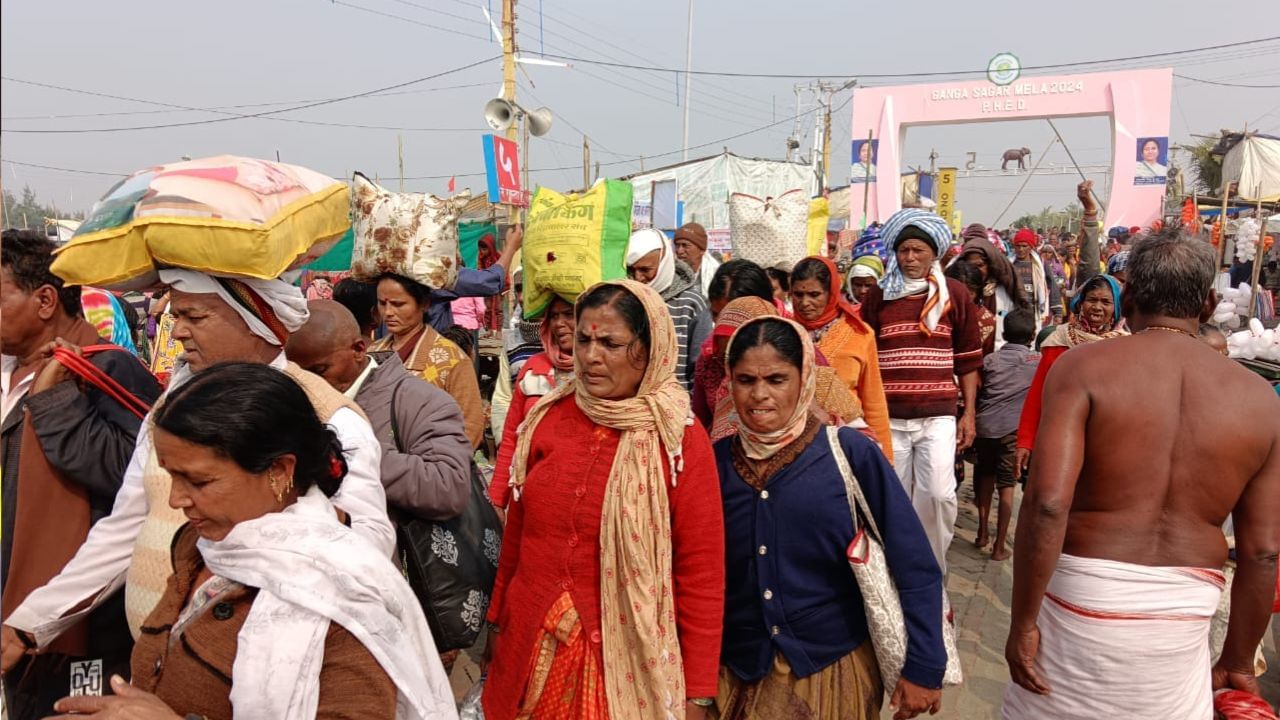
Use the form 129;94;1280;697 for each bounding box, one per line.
674;222;720;298
2;267;395;669
1106;249;1131;285
1012;229;1050;330
626;228;712;390
853;223;888;264
860;209;984;571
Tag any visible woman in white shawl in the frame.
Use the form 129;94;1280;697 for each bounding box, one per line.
50;362;456;720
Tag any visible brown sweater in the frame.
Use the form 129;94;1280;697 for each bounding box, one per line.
131;525;397;719
371;326;485;449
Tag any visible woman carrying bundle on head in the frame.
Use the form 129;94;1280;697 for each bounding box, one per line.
369;273;485;450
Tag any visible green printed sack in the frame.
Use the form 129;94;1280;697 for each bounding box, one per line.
522;180;633;319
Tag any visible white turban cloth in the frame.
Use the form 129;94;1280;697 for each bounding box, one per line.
625;228;676;295
159;269;309;347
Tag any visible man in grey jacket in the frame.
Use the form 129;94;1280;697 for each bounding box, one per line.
287;300;471;520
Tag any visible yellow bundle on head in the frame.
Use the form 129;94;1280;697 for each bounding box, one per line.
52;155;349;290
522;179;633;318
808;197;830;257
349;172;472;290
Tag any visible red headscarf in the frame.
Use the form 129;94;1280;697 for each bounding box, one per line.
538;298;575;372
793;256;864;332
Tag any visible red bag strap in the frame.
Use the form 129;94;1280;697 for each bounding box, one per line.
54;345;152;420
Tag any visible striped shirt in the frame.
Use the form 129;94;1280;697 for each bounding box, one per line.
667;287;712;391
861;279;984;419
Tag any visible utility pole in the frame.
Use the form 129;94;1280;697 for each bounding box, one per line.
583;136;591;189
821;87;834;191
809;85;824;195
501;0;517;141
786;85;804;162
397;135;405;192
681;0;694;161
928;148;939;202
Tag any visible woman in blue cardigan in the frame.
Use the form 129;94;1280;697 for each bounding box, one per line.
714;315;947;720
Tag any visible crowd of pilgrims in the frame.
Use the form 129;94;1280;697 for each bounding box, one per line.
0;176;1271;720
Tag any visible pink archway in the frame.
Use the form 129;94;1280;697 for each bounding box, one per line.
849;68;1173;230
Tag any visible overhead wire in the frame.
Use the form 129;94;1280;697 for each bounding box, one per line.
1174;73;1280;88
327;0;490;41
0;82;492;121
0;57;500;134
337;0;778;128
530;1;776;113
532;35;1280;80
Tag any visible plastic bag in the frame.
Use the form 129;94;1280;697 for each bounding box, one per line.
1213;689;1277;719
522;179;633;319
52;155;348;291
349;172;471;290
807;197;829;257
458;678;486;720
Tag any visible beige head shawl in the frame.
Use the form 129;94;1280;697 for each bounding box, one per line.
510;279;691;719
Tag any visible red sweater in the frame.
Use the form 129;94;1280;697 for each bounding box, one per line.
861;279;984;419
490;353;559;509
1015;345;1068;451
484;396;724;718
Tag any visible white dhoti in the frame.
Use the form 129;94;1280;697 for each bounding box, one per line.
1002;553;1225;720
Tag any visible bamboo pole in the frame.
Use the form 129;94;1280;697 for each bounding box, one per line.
1215;184;1231;271
1248;189;1266;318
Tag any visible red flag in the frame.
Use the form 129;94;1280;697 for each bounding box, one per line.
447;176;456;193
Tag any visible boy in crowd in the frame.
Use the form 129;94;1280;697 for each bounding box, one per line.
973;308;1040;560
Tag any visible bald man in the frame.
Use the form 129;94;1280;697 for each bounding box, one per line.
287;300;471;521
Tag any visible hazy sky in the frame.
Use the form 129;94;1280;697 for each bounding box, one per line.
2;0;1277;224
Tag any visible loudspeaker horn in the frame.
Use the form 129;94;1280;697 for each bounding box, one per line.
484;97;515;133
526;106;554;137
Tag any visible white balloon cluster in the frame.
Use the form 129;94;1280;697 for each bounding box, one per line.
1234;218;1261;263
1226;317;1280;361
1212;283;1253;330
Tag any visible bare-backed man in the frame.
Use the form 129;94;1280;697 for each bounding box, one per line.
1003;227;1280;718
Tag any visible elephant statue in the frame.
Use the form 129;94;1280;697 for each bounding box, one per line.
1002;147;1032;170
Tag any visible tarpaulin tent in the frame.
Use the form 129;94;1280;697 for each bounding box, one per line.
459;222;497;269
1219;133;1280;202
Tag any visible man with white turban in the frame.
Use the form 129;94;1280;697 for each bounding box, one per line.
625;228;711;390
2;268;394;660
859;209;984;572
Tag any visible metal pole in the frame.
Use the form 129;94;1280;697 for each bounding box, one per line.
860;130;873;229
521;113;530;203
680;0;694;161
1046;118;1106;214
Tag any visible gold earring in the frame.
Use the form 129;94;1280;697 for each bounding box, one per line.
269;473;285;504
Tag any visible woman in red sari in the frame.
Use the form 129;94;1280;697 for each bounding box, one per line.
483;280;724;720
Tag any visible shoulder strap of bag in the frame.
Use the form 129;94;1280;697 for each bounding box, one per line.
60;345;153;420
825;425;885;546
388;376;408;453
